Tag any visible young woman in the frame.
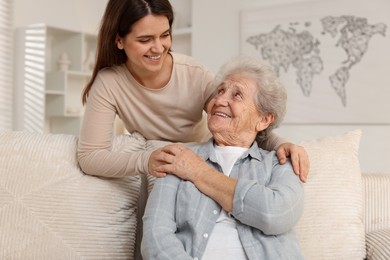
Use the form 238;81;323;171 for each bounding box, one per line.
77;0;309;181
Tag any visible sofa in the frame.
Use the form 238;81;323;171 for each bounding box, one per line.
0;129;389;260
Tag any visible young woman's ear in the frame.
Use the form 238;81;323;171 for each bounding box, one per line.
116;34;124;50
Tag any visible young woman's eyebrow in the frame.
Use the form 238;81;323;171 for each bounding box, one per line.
136;29;170;39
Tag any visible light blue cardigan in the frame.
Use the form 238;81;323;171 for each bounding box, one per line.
141;139;304;260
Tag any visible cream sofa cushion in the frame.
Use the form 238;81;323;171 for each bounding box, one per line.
295;129;365;259
366;229;390;259
0;131;144;260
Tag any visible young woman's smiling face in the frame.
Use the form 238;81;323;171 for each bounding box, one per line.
207;74;271;147
117;14;171;78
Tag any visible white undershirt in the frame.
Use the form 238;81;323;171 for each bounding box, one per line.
201;145;248;260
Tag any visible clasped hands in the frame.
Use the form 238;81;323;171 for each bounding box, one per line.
148;144;204;181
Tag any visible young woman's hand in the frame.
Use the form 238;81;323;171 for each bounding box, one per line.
148;148;169;178
276;143;310;183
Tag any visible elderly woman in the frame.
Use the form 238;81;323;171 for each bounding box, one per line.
141;56;304;260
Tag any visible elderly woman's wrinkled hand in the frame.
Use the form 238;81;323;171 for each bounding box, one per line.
276;143;310;183
153;144;206;181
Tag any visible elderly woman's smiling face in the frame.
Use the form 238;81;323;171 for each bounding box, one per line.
207;73;273;147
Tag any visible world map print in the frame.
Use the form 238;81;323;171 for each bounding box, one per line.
246;15;387;107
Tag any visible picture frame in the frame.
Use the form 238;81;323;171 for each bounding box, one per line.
240;0;389;124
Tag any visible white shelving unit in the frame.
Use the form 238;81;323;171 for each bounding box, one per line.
18;24;97;135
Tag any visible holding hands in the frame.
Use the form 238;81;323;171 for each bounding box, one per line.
148;144;205;181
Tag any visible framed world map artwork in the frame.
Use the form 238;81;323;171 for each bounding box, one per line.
240;0;389;124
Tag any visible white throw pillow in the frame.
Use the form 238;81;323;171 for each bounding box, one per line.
0;131;144;260
295;129;365;259
366;229;390;260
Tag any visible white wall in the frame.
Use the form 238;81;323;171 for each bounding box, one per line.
13;0;107;34
192;0;390;174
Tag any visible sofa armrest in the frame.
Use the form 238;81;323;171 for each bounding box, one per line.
0;131;142;260
362;174;390;233
366;229;390;260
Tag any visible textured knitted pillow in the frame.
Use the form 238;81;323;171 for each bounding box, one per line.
0;131;145;260
294;129;365;259
366;229;390;260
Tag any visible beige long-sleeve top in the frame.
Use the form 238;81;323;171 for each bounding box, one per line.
77;53;286;177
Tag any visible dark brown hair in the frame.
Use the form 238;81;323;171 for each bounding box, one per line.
82;0;174;104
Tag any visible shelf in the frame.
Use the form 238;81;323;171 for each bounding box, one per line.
170;0;192;55
20;24;96;135
173;27;192;36
45;94;65;117
46;27;83;72
46;90;65;95
45;70;90;117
